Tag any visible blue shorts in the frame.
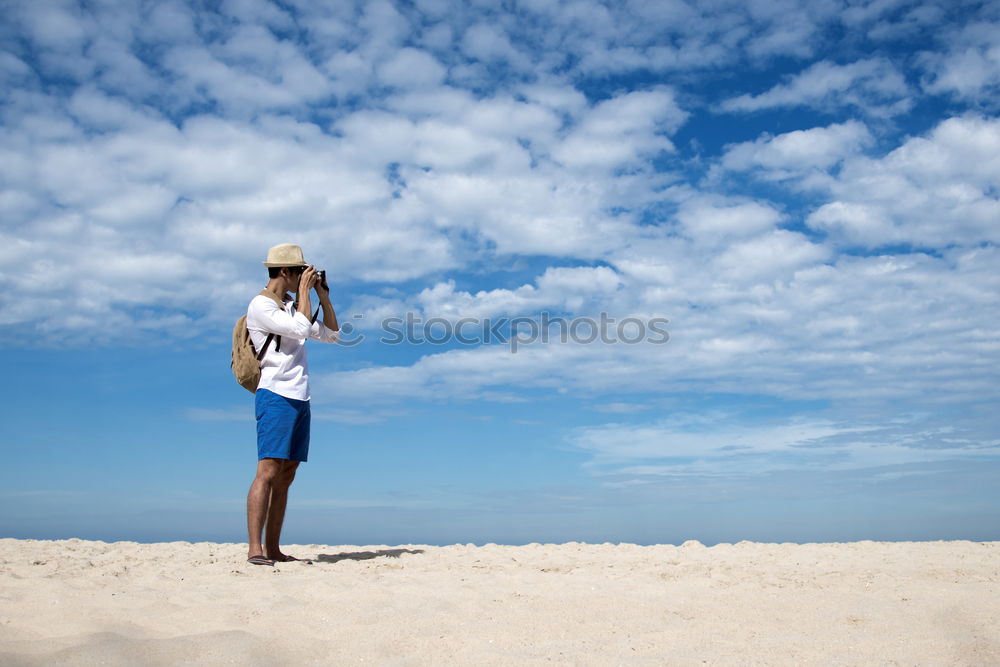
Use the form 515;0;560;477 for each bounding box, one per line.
255;389;310;462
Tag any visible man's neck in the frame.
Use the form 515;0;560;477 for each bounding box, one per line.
264;279;291;302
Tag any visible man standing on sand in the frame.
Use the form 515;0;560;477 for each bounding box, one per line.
245;243;339;566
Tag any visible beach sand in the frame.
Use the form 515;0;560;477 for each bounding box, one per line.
0;538;997;665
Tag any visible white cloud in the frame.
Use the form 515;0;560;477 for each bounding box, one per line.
85;34;161;98
743;0;826;59
0;104;465;338
558;0;830;74
400;168;639;257
0;47;697;342
720;58;912;116
806;115;1000;248
359;0;411;56
418;22;454;51
163;26;334;113
714;229;830;281
413;0;452;19
518;83;588;116
460;23;525;65
552;88;686;169
593;402;650;414
807;202;894;246
378;48;447;88
676;200;784;243
18;1;90;52
568;412;999;479
571;415;856;464
67;87;161;132
410;265;623;321
333;86;685;258
322;50;373;96
0;52;33;83
313;235;1000;417
221;0;295;29
140;0;199;44
921;21;1000;102
864;2;947;41
718;121;873;177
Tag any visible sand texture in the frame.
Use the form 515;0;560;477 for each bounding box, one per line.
0;538;997;665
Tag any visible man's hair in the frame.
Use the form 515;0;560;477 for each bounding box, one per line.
268;266;303;279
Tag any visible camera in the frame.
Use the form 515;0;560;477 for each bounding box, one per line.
317;269;327;289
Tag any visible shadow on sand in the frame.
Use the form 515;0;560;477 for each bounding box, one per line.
315;548;425;564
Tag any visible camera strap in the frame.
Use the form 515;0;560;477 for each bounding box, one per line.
293;296;321;325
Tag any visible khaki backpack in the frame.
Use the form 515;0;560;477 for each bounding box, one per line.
231;290;284;393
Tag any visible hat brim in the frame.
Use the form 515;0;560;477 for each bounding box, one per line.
262;261;308;267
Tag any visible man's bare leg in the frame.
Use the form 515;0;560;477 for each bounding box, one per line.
247;458;284;561
264;461;298;561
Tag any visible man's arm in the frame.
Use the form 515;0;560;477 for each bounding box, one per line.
297;266;316;320
249;297;313;339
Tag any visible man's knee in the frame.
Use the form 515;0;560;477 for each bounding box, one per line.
277;461;299;486
254;459;284;484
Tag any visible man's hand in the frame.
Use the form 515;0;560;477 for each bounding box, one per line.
299;265;318;294
315;270;330;300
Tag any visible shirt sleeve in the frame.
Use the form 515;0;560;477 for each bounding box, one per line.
247;296;312;339
309;320;340;344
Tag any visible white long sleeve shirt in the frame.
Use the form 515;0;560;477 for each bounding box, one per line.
246;292;339;401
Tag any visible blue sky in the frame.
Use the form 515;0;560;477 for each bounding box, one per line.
2;0;999;545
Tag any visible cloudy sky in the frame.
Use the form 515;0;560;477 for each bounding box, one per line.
2;0;998;545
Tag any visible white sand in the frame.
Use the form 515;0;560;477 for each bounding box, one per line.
0;538;997;665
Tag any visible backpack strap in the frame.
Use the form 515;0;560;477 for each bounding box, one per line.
255;332;276;361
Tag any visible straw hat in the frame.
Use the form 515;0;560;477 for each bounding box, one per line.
262;243;308;267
